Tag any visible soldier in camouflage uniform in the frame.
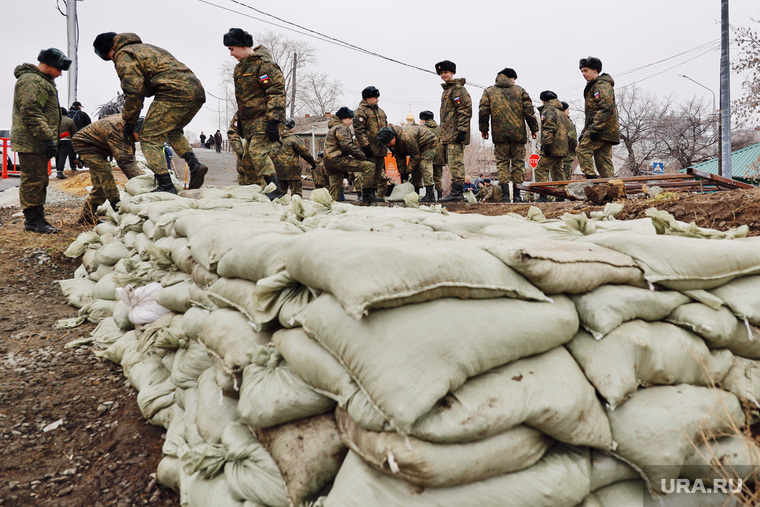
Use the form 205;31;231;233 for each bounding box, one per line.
324;107;375;202
475;178;503;202
419;110;445;199
576;57;620;179
71;114;144;224
561;101;577;181
436;60;472;202
478;68;539;203
12;48;71;234
376;125;438;203
274;118;316;197
93;32;208;193
224;28;286;200
312;151;328;189
227;112;255;186
353;86;387;203
534;91;569;202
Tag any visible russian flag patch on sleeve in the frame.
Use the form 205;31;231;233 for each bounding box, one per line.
453;96;461;104
260;74;270;84
594;91;601;100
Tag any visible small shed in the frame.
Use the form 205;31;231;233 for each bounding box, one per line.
684;143;760;185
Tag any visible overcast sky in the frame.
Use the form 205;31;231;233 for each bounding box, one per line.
2;0;759;141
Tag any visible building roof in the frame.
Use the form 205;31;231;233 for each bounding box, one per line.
292;115;330;136
685;142;760;181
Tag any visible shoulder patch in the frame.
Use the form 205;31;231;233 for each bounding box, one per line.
259;74;271;84
242;73;253;77
594;91;601;101
453;96;461;104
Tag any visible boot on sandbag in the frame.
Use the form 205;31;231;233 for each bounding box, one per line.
23;206;60;234
499;183;511;202
76;199;99;226
183;152;208;189
264;174;284;200
420;185;436;203
153;173;178;194
439;182;464;203
362;187;384;204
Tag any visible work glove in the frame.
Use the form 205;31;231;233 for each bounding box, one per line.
43;140;58;159
310;161;317;170
454;131;467;144
589;132;601;142
123;122;136;143
361;145;374;158
265;121;280;143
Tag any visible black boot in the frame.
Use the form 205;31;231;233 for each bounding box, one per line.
183;152;208;189
264;175;284;200
356;190;363;201
362;187;384;204
24;206;60;234
439;182;464;203
499;183;511;202
153;173;178;194
56;171;67;180
420;185;436;203
76;199;99;226
537;194;549;203
513;185;523;203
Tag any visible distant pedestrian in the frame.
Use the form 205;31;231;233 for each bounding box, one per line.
56;106;77;178
12;47;71;234
214;130;222;152
435;60;472;202
199;131;206;148
207;133;214;150
68;101;91;130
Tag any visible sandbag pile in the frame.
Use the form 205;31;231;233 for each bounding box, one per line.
59;181;760;506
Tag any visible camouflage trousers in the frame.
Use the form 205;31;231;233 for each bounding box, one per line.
494;142;527;184
355;155;385;191
534;154;565;184
326;157;375;201
280;179;302;196
407;147;436;187
241;135;278;186
433;164;444;194
78;153;141;208
18;153;50;209
443;143;465;184
140;99;202;175
562;153;575;181
576;138;614;178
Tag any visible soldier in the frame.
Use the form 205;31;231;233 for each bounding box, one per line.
353;86;387;203
56;106;77;179
12;48;71;234
419;110;445;199
476;178;503;202
478;67;539;203
71;114;144;224
435;60;472;202
561;101;577;181
576;56;620;179
93;32;208;193
227;112;254;186
312;151;328;190
376;125;438;203
274;118;316;197
324;107;375;202
534;91;569;202
223;27;286;199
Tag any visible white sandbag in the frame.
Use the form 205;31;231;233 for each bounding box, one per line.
608;385;745;491
580;233;760;290
58;278;96;309
205;277;258;324
566;322;734;408
94;240;131;266
570;285;690;339
710;275;760;326
411;347;612;448
589;450;639;492
682;435;760;485
325;446;591;507
302;293;578;434
721;356;760;407
337;408;551;487
290;230;548;320
195;368;239;445
386;181;416;202
217;233;300;282
171;342;214;389
182;306;210;341
581;480;740;507
155;280;192;314
198;309;272;373
484;238;645;294
237;346;335;428
116;282;171;325
127;355;176;419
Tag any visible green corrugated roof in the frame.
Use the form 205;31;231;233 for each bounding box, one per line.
684;142;760;180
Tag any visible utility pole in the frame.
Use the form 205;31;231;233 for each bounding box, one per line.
290;52;297;118
66;0;80;108
720;0;732;179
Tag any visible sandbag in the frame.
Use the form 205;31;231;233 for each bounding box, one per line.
581;480;740;507
682;435;760;485
88;317;125;349
64;230;102;258
195;368;239;445
182;306;210;341
205;277;259;325
589;450;639;492
566;322;734;408
97;330;137;364
179;470;245;507
709;275;760;326
127;355;176;419
217;233;300;282
116;282;171;325
302;293;578;433
112;300;134;331
721;356;760;407
58;278;96;309
94;240;131;266
92;272;118;301
191;262;219;288
667;303;760;359
254;272;317;328
89;262;115;283
77;299;116;324
156;280;192;313
287;229;548;320
171;342;214;389
156;455;182;492
198;308;272;373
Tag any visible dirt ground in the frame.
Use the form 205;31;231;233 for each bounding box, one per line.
1;176;760;505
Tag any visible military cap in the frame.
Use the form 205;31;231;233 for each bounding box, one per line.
362;86;380;99
38;48;72;71
285;118;296;129
579;56;602;72
419;110;434;121
93;33;117;61
539;90;558;102
435;60;456;75
335;107;354;119
484;178;491;183
376;127;396;145
223;28;253;48
498;68;517;79
561;101;570;111
317;151;324;158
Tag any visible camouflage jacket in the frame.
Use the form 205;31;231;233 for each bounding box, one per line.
234;45;286;139
312;156;328;187
566;116;577;155
11;64;61;154
439;78;472;144
581;73;620;144
538;99;569;157
422;119;446;165
274;130;316;180
353;99;388;157
227;112;244;156
478;75;538;143
476;183;502;202
71;114;135;166
386;125;437;174
58;114;76;143
325;116;365;162
111;33;206;124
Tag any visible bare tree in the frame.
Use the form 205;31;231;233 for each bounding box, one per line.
732;20;760;124
297;71;344;116
614;85;671;176
657;97;718;169
254;30;317;113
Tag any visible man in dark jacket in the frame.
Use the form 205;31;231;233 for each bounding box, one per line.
68;101;92;131
93;32;208;193
11;48;71;234
57;107;77;179
436;60;472;202
377;125;438;203
214;130;223;153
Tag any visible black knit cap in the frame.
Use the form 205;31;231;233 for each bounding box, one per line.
335;107;354;120
376;127;395;145
435;60;456;75
561;101;570;111
539;90;558;102
579;56;602;72
362;86;380;99
223;28;253;48
419;110;434;121
93;32;117;61
38;48;72;70
498;68;517;79
285;118;296;129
